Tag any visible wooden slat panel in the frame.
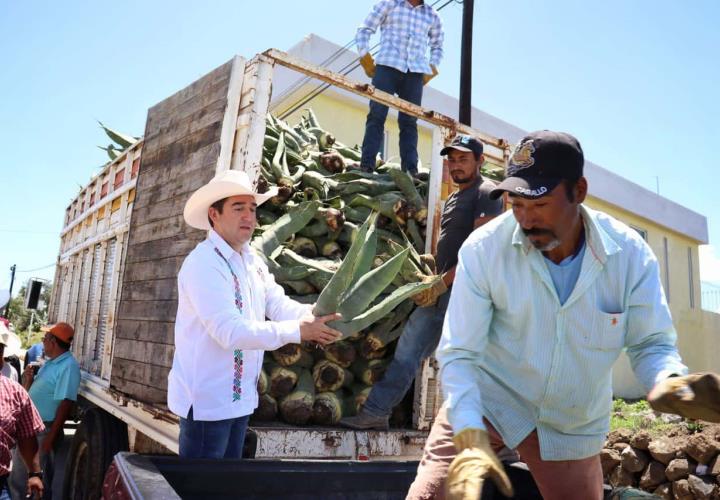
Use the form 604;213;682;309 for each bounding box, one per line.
111;56;237;403
125;234;203;266
142;98;227;156
118;279;178;302
111;374;167;404
114;340;174;367
114;319;174;344
117;300;177;323
122;256;186;283
131;142;219;206
126;214;187;246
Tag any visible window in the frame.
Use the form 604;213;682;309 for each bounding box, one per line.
688;247;695;309
113;169;125;190
100;181;109;198
631;226;648;241
131;158;140;179
663;237;670;303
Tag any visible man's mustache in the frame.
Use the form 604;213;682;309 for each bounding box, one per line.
522;227;556;238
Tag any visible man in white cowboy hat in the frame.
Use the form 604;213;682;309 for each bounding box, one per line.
168;169;342;459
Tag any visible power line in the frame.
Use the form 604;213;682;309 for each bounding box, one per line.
16;263;56;273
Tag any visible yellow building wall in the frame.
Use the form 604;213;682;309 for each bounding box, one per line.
587;196;720;397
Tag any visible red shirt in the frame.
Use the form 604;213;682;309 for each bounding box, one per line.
0;377;44;475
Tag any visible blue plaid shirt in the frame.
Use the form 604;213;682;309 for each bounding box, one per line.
356;0;444;75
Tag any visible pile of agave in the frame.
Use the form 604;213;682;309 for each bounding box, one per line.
250;110;440;427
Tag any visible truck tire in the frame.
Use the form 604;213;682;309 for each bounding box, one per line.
62;408;129;500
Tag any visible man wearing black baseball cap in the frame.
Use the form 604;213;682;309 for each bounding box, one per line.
435;131;719;499
341;135;503;434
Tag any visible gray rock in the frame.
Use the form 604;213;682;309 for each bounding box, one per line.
666;458;693;481
630;431;651;450
609;464;636;488
687;474;717;499
672;479;693;500
648;438;677;465
658;412;683;424
684;434;719;464
622;446;650;473
652;483;672;500
607;429;634;446
601;448;622;476
707;455;720;476
639;460;667;489
613;442;631;452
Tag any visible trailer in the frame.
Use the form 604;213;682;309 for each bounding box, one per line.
47;48;510;497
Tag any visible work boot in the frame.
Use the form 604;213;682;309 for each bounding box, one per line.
339;410;389;430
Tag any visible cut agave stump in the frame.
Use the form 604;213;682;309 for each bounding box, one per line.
253;394;278;421
279;370;315;425
272;344;302;366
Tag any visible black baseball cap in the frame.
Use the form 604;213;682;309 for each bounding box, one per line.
489;130;584;200
440;135;484;159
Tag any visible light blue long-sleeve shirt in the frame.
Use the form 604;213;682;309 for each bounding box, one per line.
437;206;687;460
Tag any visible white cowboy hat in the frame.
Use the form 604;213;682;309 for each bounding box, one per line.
183;169;278;230
0;323;22;357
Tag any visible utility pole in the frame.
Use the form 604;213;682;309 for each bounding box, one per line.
459;0;474;126
3;264;16;317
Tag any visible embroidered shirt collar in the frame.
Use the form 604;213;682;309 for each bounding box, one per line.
208;229;251;261
511;204;621;263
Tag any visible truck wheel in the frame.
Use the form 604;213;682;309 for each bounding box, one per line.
62;408;129;500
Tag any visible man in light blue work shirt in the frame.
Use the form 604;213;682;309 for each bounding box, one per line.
437;131;720;500
11;322;80;499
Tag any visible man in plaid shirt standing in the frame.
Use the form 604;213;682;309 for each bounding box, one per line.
356;0;444;176
0;376;44;499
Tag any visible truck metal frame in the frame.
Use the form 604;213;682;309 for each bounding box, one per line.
48;49;510;475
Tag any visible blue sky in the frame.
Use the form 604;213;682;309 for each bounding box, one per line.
1;0;719;296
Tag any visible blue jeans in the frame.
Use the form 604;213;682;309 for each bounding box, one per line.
361;65;424;174
9;426;62;500
363;289;451;418
179;407;250;459
0;485;9;500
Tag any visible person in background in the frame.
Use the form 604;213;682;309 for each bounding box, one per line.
23;342;44;371
0;328;18;382
0;374;44;499
10;322;80;499
340;136;503;432
3;357;21;384
356;0;444;176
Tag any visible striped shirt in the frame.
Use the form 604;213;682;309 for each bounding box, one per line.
356;0;444;74
0;377;44;474
437;206;687;460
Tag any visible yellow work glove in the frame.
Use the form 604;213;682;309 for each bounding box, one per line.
446;428;514;500
359;53;376;78
648;372;720;422
423;65;439;85
418;253;437;274
412;275;447;308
